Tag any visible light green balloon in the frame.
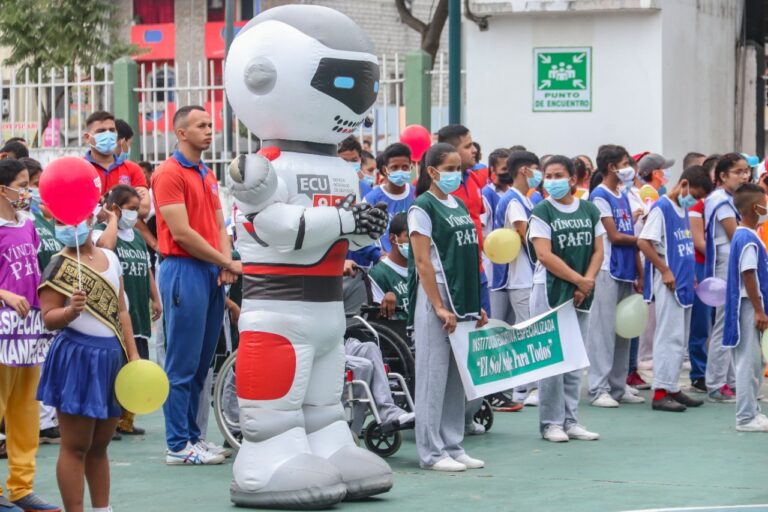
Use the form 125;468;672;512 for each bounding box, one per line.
615;294;649;339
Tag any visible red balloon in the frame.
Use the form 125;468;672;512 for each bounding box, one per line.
399;125;432;162
39;156;101;225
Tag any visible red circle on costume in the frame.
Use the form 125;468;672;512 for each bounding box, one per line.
39;156;101;225
236;331;297;400
399;124;432;162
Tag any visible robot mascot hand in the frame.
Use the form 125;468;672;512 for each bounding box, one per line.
224;5;393;510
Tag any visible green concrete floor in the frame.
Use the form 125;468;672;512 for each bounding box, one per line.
14;380;768;512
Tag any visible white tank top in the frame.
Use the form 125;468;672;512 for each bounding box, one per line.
68;249;123;338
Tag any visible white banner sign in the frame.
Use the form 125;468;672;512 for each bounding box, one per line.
448;301;590;400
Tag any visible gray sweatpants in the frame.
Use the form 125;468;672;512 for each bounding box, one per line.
586;270;632;401
345;338;407;435
651;272;692;392
415;283;466;467
531;283;589;434
733;300;764;426
706;255;735;392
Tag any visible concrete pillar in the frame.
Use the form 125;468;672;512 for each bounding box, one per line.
113;57;140;161
174;0;207;88
405;51;432;129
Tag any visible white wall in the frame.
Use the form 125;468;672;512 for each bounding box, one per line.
465;2;738;169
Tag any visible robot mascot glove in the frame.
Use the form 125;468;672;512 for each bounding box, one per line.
335;194;389;239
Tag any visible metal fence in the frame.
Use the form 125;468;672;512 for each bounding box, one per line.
1;52;453;169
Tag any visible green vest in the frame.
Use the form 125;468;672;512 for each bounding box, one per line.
95;224;152;338
33;211;62;274
369;260;409;320
407;192;481;325
528;199;601;312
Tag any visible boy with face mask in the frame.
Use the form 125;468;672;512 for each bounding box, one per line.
369;213;410;320
364;143;415;253
723;183;768;432
0;159;61;511
638;166;713;412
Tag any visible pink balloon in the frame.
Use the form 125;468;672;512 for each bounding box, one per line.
399;125;432;162
39;156;101;225
696;277;726;307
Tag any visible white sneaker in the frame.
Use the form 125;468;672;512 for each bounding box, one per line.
396;411;415;425
198;440;233;458
523;389;540;407
620;391;645;404
454;453;485;469
465;422;486;435
542;424;569;442
626;386;639;395
425;456;466;472
735;414;768;432
565;424;600;441
166;442;225;465
591;392;620;408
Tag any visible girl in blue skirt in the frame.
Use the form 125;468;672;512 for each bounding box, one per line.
37;217;139;512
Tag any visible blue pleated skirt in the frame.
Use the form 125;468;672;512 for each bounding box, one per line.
37;328;125;419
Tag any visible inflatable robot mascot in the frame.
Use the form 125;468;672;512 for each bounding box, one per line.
224;5;393;510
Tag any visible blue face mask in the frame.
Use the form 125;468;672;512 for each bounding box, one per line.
29;188;41;207
361;174;375;186
436;171;462;194
658;185;667;196
543;178;571;200
90;131;117;155
678;192;697;209
388;170;411;187
397;242;410;258
117;151;129;163
55;221;91;248
527;169;543;189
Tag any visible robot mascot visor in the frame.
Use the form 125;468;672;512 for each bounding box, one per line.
223;5;393;511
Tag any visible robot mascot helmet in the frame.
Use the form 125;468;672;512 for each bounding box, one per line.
224;5;392;510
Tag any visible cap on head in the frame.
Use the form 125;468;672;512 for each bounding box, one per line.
638;153;674;178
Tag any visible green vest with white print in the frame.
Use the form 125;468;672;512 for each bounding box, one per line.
407;192;481;325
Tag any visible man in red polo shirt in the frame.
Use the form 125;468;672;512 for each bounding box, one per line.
83;111;150;216
152;105;241;465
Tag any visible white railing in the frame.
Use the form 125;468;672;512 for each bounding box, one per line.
0;66;113;162
0;53;453;169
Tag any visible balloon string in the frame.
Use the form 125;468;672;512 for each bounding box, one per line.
74;227;82;290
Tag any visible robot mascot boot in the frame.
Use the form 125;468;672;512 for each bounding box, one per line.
224;5;393;509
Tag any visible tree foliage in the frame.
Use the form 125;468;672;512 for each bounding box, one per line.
0;0;139;73
394;0;449;66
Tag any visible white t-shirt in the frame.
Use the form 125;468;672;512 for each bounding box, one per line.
592;184;624;272
503;190;534;289
528;197;606;284
639;196;686;257
68;249;123;338
626;186;647;234
704;188;737;259
407;192;460;285
370;257;407;303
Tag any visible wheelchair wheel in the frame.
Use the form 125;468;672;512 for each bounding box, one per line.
363;421;402;458
346;320;415;394
473;399;494;432
213;350;242;450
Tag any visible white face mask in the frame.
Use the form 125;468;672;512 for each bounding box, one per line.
118;208;139;230
617;166;635;184
757;205;768;226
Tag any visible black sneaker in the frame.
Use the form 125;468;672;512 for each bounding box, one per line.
112;431;123;441
690;378;707;393
652;395;687;412
117;425;146;436
670;391;704;408
39;427;61;444
487;393;523;412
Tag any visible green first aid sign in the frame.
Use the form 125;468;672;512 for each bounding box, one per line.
533;47;592;112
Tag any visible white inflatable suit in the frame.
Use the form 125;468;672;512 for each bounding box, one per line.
224;5;393;510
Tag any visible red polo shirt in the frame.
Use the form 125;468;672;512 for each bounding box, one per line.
152;151;222;258
85;152;148;193
451;170;486;248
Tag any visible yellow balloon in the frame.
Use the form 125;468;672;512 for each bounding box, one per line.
484;228;521;264
115;360;170;415
615;294;649;339
639;184;659;203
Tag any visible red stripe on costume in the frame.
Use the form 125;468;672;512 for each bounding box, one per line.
236;331;296;400
243;240;349;277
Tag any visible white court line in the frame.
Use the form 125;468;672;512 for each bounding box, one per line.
624;506;768;512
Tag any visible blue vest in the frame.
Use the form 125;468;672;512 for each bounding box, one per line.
491;187;532;290
481;184;502;223
723;228;768;347
642;196;695;307
589;186;637;281
704;195;740;279
363;185;415;252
